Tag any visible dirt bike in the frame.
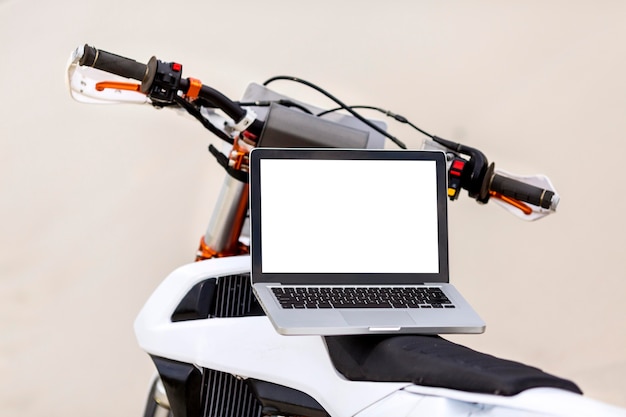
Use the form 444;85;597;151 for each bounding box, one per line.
66;44;625;417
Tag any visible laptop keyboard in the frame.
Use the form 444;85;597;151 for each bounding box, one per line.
271;286;455;309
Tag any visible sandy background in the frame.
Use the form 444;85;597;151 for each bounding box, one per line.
1;0;625;415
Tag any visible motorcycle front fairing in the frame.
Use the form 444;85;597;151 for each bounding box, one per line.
134;256;410;417
134;256;626;417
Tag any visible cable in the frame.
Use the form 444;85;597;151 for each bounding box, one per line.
173;95;233;144
263;76;407;149
317;105;381;118
236;99;313;114
317;105;435;140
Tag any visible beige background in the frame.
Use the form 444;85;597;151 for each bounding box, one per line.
1;0;625;416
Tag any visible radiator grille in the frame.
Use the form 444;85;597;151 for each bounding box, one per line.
202;368;262;417
213;273;261;318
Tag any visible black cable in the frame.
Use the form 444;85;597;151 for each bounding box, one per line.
318;105;435;140
317;105;381;117
173;95;233;144
263;76;406;149
236;99;313;114
208;144;249;183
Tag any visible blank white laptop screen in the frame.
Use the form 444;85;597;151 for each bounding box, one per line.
259;158;439;274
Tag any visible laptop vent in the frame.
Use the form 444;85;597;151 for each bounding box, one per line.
202;368;262;417
213;273;262;318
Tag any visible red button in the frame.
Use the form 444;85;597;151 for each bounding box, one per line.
452;160;465;171
172;63;182;72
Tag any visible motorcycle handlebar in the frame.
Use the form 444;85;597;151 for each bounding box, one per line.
489;173;558;210
77;44;262;135
72;44;559;214
79;44;148;82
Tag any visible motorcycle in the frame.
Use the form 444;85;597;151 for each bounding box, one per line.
66;44;626;417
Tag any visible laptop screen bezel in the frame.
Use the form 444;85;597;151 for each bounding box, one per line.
249;148;450;285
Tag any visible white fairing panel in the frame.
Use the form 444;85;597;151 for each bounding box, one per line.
135;256;626;417
134;256;409;417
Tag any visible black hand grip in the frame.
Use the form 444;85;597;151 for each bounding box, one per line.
79;44;148;82
490;173;557;210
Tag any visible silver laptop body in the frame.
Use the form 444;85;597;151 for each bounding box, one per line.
249;148;485;336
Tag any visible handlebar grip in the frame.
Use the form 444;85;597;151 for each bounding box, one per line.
79;44;148;82
490;173;558;210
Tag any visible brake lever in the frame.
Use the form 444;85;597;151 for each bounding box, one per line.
423;137;559;221
489;170;559;221
66;47;149;104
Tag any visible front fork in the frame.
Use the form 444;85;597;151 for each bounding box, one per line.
144;376;172;417
196;175;249;260
196;137;252;261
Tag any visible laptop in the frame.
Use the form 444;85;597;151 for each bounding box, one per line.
249;148;485;335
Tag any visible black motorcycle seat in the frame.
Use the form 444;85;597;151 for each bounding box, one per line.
324;334;582;396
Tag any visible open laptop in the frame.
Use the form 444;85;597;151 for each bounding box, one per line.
249;148;485;335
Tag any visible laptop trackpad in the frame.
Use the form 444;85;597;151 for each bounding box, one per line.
341;311;415;326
